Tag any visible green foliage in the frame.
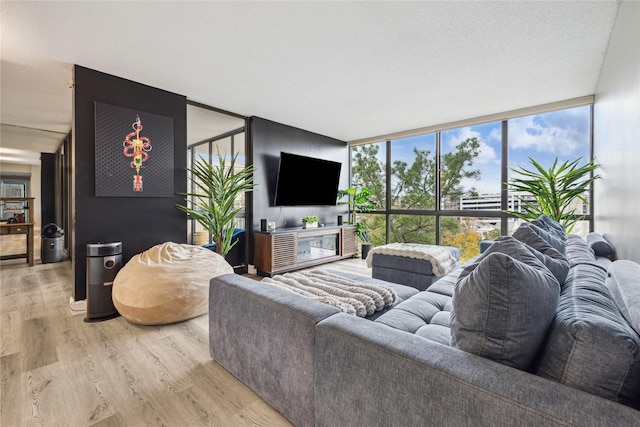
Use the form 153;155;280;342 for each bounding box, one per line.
507;157;599;232
351;145;385;207
441;137;481;200
337;186;375;242
351;137;481;245
441;223;483;262
177;152;255;256
302;215;319;223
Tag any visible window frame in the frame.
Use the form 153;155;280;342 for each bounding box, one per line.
349;97;595;246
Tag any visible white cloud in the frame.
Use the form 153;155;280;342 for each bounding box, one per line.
508;108;589;157
444;126;499;166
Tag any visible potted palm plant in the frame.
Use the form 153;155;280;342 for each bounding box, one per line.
338;187;376;257
507;156;600;233
177;151;256;256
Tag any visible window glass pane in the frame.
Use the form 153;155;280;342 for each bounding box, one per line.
189;145;211;244
358;213;386;247
568;220;589;239
390;134;436;209
441;216;501;262
213;137;232;158
193;143;209;163
234;132;246;158
232;133;247;212
507;105;591;230
351;143;386;210
441;122;502;210
389;214;436;245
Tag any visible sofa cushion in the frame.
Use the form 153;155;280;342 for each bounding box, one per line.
533;262;640;408
564;234;607;272
375;291;453;345
586;232;614;257
530;214;566;241
606;260;640;337
486;236;569;285
325;270;419;320
374;265;462;345
513;222;566;254
450;251;560;370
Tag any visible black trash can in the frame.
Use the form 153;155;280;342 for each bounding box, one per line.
41;223;64;263
85;242;122;322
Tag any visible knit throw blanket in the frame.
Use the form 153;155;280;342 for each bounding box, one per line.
261;269;397;317
366;243;459;276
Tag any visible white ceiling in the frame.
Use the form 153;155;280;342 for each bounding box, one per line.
0;1;620;165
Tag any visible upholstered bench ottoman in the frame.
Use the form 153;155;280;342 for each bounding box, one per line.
367;243;461;291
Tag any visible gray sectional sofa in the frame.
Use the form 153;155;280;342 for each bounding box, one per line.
208;218;640;427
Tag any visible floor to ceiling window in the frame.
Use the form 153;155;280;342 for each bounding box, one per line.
350;99;594;261
186;103;246;248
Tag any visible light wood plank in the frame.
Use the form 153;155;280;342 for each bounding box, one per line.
0;259;294;426
1;257;370;426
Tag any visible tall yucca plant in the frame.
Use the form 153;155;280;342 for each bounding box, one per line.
177;152;255;256
507;157;600;232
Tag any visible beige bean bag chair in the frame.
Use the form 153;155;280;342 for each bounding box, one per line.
113;242;234;325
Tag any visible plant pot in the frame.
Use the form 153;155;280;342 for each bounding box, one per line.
302;222;318;229
361;243;373;259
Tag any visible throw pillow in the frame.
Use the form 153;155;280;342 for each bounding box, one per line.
450;251;560;370
485;235;569;285
586;232;614;257
513;222;566;255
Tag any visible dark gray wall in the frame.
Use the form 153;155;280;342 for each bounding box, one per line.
72;65;187;300
249;117;349;262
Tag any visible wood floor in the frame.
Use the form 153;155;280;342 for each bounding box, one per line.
0;257;370;426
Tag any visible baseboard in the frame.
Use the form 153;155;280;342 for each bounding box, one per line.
69;297;87;313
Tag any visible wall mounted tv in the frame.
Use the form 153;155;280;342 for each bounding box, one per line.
274;152;342;206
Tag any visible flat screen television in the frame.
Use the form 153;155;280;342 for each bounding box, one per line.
274;152;342;206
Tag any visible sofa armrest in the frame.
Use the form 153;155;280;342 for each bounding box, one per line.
315;313;640;427
209;273;340;427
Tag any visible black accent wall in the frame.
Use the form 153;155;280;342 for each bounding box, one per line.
249;117;349;262
72;65;187;300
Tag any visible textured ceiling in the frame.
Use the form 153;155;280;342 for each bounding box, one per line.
0;1;619;164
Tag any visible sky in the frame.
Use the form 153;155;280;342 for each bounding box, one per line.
372;105;591;196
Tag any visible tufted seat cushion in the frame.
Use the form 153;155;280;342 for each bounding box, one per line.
374;266;461;345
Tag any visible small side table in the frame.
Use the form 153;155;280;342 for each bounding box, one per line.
0;222;35;266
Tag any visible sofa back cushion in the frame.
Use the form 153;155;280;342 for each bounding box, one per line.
564;234;608;272
513;222;566;255
533;262;640;408
586;231;614;258
499;233;569;284
530;214;567;240
451;250;560;370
